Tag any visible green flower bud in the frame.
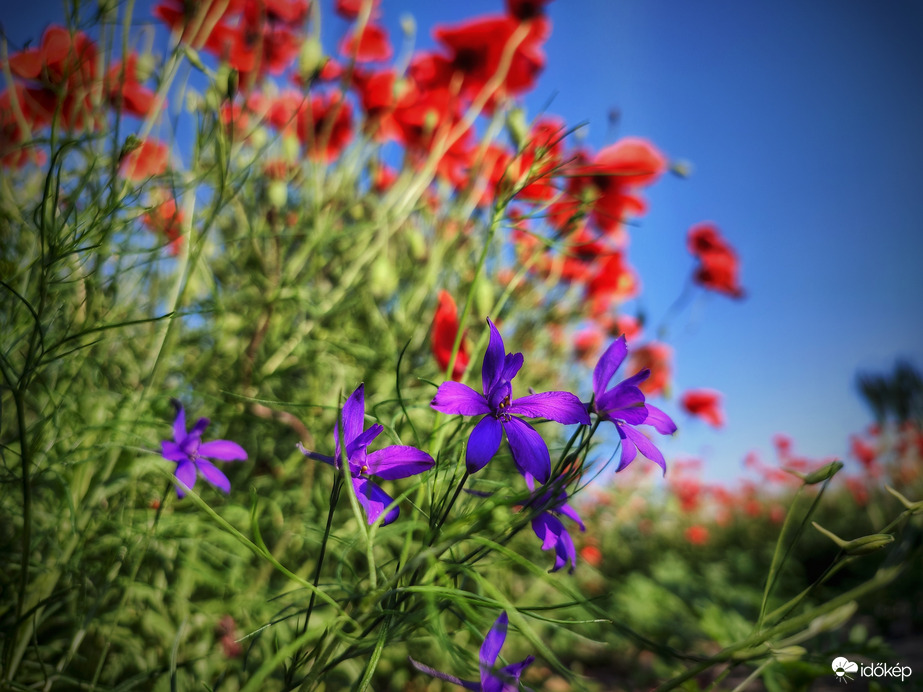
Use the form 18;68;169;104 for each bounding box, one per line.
474;280;494;319
812;522;893;555
182;44;207;73
886;486;923;515
400;13;416;39
370;254;398;298
406;227;426;260
267;180;288;209
772;646;806;663
787;460;843;485
507;107;528;150
299;37;324;78
809;601;857;634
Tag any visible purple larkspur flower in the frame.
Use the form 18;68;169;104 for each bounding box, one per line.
525;476;585;573
591;336;677;473
160;399;248;497
300;384;435;525
431;319;590;484
409;611;535;691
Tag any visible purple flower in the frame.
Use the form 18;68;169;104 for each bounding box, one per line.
431;319;590;484
525;477;585;573
161;400;248;497
301;384;435;525
409;611;535;691
591;337;677;473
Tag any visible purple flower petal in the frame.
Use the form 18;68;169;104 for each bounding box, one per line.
431;381;491;416
342;384;366;446
532;513;575;572
482;318;507;395
188;417;210;441
466;415;503;474
197;458;231;493
408;658;480;690
596;382;644;411
161;440;187;463
171;401;186;443
615;423;638;472
509;391;591;425
174;459;197;497
557;502;586;532
348;424;383;459
498;656;536;687
503;417;551;484
365;446;435;479
622;424;667;474
644;404;677;435
198;439;248;461
479;612;508;671
593;336;628;397
499;351;524;384
352;476;400;525
621;368;652;390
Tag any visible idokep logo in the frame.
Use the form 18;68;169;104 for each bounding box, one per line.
832;656;913;683
832;657;858;683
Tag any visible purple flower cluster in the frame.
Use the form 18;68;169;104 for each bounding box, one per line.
431;320;676;573
161;400;248;498
299;384;435;525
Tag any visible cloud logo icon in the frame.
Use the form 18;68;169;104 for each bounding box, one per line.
832;657;859;682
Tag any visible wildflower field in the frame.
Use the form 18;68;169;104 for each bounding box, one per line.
2;0;921;690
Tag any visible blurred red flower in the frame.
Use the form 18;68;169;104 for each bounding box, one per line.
687;222;744;298
680;389;725;429
340;23;392;63
627;342;672;397
143;195;184;255
120;139;169;181
684;525;709;545
432;290;470;380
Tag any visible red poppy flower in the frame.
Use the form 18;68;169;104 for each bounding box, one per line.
556;138;665;235
573;328;603;365
687;222;744;298
0;85;50;167
290;92;353;161
684;525;709;545
154;0;243;48
433;14;550;102
432;290;470;380
143;195;184;255
8;26;100;131
335;0;381;20
627;342;671;397
352;69;403;140
680;389;725;428
584;251;640;308
105;54;157;118
339;22;392;63
120;139;169;181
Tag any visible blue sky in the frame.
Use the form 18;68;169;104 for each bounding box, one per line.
6;0;922;482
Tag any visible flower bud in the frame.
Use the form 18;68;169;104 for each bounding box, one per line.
299;36;324;78
370;254;398;298
474;279;494;319
507;107;528;150
182;44;207;73
886;485;923;515
267;180;288;209
400;13;416;39
786;460;843;485
809;601;857;634
812;522;894;555
772;646;806;663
